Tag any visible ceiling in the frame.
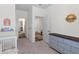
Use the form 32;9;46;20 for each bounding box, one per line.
33;4;51;8
15;4;32;11
15;4;51;11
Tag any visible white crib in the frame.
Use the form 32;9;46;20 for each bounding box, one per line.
0;36;18;54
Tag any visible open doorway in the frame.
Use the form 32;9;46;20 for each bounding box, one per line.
18;18;26;38
35;16;43;41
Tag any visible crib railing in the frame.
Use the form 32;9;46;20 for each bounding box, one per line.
0;36;17;53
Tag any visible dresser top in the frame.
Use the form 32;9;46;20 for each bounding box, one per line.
49;33;79;42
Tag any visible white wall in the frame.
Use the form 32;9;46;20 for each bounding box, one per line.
16;6;47;42
16;10;28;37
33;7;45;33
34;17;42;32
0;4;16;36
32;6;45;17
47;4;79;37
32;6;45;42
27;6;33;42
16;6;35;42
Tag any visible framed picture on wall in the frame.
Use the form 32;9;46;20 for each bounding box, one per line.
3;18;11;26
0;17;14;32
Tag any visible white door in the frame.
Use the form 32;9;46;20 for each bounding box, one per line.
42;17;49;43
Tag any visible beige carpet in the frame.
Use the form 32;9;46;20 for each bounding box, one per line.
17;38;59;54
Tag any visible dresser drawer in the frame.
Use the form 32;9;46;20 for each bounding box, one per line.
57;42;64;53
71;46;79;54
63;43;72;54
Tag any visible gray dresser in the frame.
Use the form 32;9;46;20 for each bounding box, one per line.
49;33;79;54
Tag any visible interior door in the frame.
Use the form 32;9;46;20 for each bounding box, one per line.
42;17;49;43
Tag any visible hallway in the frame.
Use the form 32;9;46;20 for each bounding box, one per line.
17;38;58;54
